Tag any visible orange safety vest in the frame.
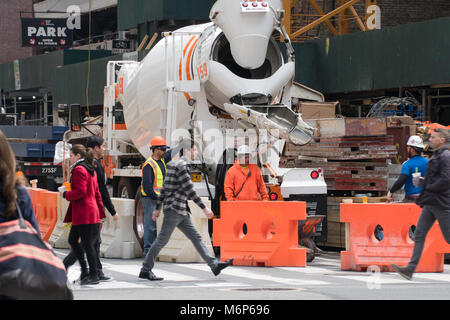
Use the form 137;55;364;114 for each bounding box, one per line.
141;157;166;196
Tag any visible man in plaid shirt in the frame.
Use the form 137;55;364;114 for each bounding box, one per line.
139;138;233;281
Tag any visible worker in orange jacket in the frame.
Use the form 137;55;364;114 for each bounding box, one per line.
224;145;269;201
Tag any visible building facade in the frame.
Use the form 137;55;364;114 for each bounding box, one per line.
0;0;33;64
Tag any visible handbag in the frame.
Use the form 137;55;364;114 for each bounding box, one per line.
0;200;73;300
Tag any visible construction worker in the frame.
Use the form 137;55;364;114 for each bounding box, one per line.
224;145;269;201
141;136;172;256
392;128;450;280
387;135;428;203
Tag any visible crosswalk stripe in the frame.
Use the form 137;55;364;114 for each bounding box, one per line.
110;264;200;282
68;264;252;290
73;281;151;290
278;266;340;274
179;263;331;286
411;273;450;282
61;250;450;292
332;274;424;284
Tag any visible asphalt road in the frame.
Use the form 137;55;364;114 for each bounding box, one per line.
54;249;450;302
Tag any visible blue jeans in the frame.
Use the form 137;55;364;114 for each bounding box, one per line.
141;197;157;256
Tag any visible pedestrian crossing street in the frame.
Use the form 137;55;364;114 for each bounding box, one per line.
53;250;450;293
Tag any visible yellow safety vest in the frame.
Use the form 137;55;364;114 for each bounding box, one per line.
141;157;166;196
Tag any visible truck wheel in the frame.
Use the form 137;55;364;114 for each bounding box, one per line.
133;192;145;250
301;237;316;263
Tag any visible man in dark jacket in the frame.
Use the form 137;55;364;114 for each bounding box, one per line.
86;136;118;221
86;136;118;281
392;128;450;280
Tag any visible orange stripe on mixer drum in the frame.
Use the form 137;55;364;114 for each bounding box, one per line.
179;36;196;81
186;38;199;81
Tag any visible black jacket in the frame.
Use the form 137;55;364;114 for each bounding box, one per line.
94;158;116;216
416;146;450;209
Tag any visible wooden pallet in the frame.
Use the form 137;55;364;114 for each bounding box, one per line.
327;196;387;204
317;221;346;249
306;118;387;138
281;132;395;194
317;196;387;249
284;136;397;160
325;180;387;191
284;162;390;191
299;162;388;173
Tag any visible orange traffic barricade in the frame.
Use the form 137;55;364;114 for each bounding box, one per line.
27;188;59;242
213;201;307;267
38;191;59;242
27;188;42;217
341;203;450;272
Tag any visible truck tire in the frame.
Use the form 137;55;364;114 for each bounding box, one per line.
301;238;316;263
133;191;145;250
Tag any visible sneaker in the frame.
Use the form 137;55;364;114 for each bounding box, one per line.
138;270;163;281
98;271;112;282
80;275;100;285
211;258;234;276
72;269;89;284
391;264;413;280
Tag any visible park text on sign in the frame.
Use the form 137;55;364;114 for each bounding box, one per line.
21;18;73;47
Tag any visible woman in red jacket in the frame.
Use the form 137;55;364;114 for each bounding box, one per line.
63;144;105;285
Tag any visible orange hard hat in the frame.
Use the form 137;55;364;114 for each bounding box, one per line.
150;136;167;148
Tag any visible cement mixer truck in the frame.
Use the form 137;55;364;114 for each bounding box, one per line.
65;0;327;249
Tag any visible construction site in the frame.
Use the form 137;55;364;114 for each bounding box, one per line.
0;0;449;303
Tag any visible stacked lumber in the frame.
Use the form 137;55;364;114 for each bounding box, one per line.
281;118;398;194
318;196;387;249
305;117;387;138
283;136;397;161
296;101;339;120
281;139;395;193
296;161;389;192
386;116;416;136
280;117;398;248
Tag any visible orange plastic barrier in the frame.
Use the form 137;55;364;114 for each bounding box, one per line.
341;203;450;272
421;121;450;133
27;188;59;242
213;201;307;267
27;188;42;217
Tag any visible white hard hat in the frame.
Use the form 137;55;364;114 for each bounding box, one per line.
407;135;424;149
237;145;251;155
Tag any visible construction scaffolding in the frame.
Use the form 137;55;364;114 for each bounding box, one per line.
282;0;378;42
